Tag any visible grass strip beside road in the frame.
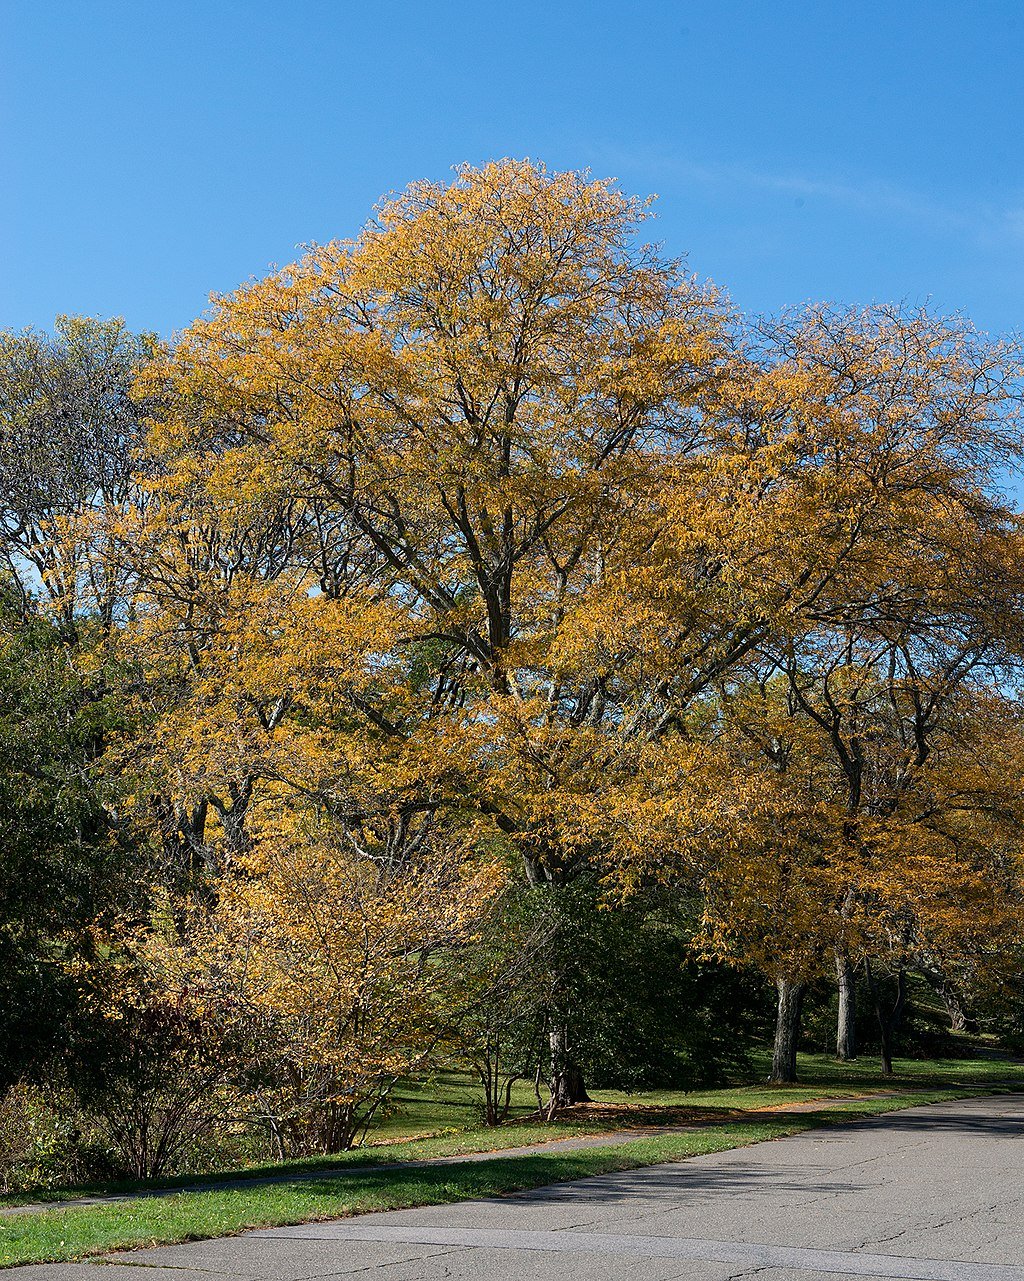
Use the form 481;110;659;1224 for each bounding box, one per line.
9;1052;1018;1209
0;1086;1004;1269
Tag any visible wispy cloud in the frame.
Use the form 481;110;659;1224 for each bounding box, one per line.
1001;205;1024;243
598;149;1024;248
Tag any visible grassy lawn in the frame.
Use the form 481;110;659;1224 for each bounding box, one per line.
1;1053;1020;1269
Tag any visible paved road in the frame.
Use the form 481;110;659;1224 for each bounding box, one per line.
11;1095;1024;1281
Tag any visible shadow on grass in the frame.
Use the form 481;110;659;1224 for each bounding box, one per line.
5;1101;1021;1268
7;1055;1022;1211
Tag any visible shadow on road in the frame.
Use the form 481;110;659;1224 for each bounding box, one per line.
804;1101;1024;1138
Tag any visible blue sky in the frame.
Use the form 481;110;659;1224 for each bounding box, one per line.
2;0;1022;340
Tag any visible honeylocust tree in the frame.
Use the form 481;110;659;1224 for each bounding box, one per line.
135;159;733;1108
570;303;1024;1079
755;305;1024;1069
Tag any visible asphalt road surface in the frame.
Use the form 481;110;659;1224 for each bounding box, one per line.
11;1094;1024;1281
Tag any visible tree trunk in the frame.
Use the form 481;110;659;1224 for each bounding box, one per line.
920;965;973;1033
943;989;969;1033
835;952;858;1061
891;967;907;1036
866;960;905;1076
941;985;977;1033
769;978;806;1084
547;1024;590;1114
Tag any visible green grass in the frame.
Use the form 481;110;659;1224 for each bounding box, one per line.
1;1053;1021;1269
11;1053;1013;1208
370;1071;544;1139
619;1050;1024;1110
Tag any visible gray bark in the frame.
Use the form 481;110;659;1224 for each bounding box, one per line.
769;978;806;1084
836;952;858;1061
866;960;906;1076
920;965;973;1033
547;1024;590;1114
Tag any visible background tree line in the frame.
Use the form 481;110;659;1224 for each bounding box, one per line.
3;161;1024;1185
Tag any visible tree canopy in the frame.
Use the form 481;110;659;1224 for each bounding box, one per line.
2;161;1024;1185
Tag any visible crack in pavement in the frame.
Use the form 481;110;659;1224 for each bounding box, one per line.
855;1196;1011;1255
94;1264;235;1275
94;1246;464;1279
247;1224;1024;1280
